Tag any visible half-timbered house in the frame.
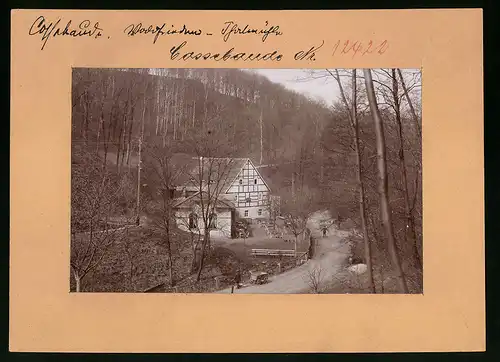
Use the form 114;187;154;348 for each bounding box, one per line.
172;157;272;223
222;158;271;220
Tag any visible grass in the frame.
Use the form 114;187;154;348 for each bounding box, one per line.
71;220;313;293
321;232;423;294
71;227;185;292
213;235;310;279
71;225;298;293
216;237;308;261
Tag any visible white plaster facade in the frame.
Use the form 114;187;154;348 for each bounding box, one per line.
172;193;234;239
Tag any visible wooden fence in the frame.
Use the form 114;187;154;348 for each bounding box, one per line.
250;248;296;257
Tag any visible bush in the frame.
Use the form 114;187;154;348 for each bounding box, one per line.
348;236;365;264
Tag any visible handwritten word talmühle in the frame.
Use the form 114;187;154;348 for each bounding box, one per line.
221;21;282;42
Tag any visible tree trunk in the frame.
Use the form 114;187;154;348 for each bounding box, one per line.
163;195;175;287
379;263;385;294
166;231;174;287
168;253;174;287
126;104;134;166
333;69;375;293
397;69;421;139
116;122;123;173
196;230;210;282
319;146;324;185
192;99;196;128
96;117;102;154
129;258;134;286
155;83;160;135
364;69;408;294
294;235;298;257
101;108;109;167
308;235;314;259
259;105;264;165
126;141;131;172
136;94;146;226
173;83;178;140
73;270;81;293
190;243;199;274
165;93;171;142
351;69;375;293
120;123;127;170
83;92;89;147
392;69;422;272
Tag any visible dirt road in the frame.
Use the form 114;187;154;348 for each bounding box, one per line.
217;211;351;294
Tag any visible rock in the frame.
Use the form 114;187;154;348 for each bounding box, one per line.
347;263;368;275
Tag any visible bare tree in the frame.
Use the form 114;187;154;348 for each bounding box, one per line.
330;68;376;293
259;104;264;165
280;186;317;256
389;69;422;272
122;228;138;290
305;264;324;293
397;68;422;139
70;149;132;292
363;69;408;293
145;145;188;287
173;210;203;274
181;127;237;281
135;83;151;226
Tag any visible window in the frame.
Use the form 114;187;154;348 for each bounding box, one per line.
254;179;257;184
209;212;217;229
258;209;262;216
188;213;198;229
244;210;249;217
258;193;261;199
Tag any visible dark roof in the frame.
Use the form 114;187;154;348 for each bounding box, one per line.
221;158;248;191
253;165;281;191
173;157;248;191
172;191;236;209
171;156;273;194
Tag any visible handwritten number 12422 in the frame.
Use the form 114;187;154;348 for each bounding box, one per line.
332;40;388;57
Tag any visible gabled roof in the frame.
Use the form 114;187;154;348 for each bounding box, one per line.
172;191;236;210
221;158;249;192
253;165;281;192
173;157;246;190
242;158;272;193
172;157;273;194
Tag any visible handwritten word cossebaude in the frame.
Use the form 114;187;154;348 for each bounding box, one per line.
221;21;282;43
29;16;103;50
123;23;202;44
170;41;283;62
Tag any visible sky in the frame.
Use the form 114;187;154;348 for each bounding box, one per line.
248;69;421;108
250;69;341;106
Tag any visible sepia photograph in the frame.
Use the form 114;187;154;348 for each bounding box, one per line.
71;67;422;294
